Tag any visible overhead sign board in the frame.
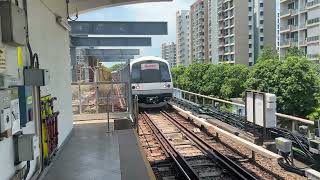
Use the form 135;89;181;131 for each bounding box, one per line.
69;21;168;35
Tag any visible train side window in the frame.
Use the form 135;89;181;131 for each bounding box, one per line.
131;64;141;83
160;63;171;82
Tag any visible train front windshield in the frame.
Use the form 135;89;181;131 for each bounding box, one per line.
131;61;171;83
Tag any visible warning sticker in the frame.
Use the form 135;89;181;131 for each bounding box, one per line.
0;48;6;73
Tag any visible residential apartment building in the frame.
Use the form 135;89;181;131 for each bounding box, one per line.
176;0;276;66
216;0;276;65
253;0;277;63
176;10;191;66
189;0;209;64
208;0;219;64
280;0;320;63
75;49;89;82
277;0;281;51
217;0;249;65
161;42;177;67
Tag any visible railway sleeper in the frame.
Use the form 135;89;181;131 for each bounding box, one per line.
192;166;225;178
186;159;216;167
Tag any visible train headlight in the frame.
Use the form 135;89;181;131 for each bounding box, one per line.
132;85;140;89
164;84;171;88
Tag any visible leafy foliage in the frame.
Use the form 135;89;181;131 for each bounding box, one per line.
171;47;320;118
171;64;249;99
285;46;305;58
109;63;124;72
221;65;249;98
181;63;211;93
257;46;279;62
202;64;249;98
171;65;186;88
246;50;320;117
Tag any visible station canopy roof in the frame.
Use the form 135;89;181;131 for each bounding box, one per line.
68;0;172;15
41;0;171;18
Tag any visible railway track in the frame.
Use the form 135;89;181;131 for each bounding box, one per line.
140;111;258;180
138;114;181;179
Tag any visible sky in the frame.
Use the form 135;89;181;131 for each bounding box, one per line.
77;0;194;66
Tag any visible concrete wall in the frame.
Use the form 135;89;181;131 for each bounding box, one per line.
0;1;73;180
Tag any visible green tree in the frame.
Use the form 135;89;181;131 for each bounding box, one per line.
220;65;249;99
171;65;186;88
286;46;305;58
109;63;124;71
200;64;249;99
257;47;279;62
182;63;211;93
246;55;320;117
277;56;319;116
245;59;281;94
202;64;227;97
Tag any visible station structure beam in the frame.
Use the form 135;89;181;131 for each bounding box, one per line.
71;37;152;47
93;55;134;61
69;21;168;35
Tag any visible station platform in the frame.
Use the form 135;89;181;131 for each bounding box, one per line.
40;114;154;180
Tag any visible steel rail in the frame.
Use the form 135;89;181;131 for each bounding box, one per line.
161;111;257;180
141;113;194;180
138;120;169;159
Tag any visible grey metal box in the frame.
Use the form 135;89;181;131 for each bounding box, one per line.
24;69;50;86
15;134;35;162
114;118;132;130
275;137;292;153
0;2;26;46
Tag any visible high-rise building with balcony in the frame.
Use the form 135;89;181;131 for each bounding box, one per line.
217;0;249;65
216;0;276;65
190;0;209;64
277;0;281;52
161;42;177;67
176;10;190;66
280;0;320;63
177;0;276;66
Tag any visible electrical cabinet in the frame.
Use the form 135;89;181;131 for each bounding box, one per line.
0;90;11;133
18;86;33;127
14;134;35;162
11;99;20;134
264;93;276;128
276;137;292;153
0;2;26;46
246;91;277;128
24;69;50;86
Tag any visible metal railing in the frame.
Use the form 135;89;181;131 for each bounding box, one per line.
71;81;130;114
173;88;314;132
